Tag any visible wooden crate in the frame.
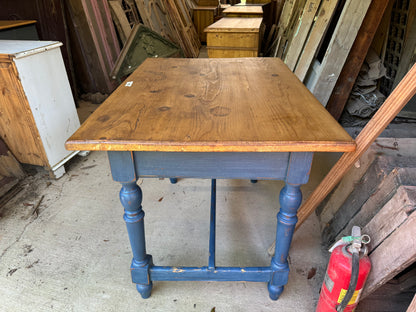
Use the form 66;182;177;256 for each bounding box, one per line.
193;6;218;43
223;5;263;17
205;17;263;57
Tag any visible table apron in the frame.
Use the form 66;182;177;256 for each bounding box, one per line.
108;151;313;184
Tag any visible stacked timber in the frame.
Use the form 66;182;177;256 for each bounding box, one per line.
267;0;386;109
134;0;201;57
317;138;416;307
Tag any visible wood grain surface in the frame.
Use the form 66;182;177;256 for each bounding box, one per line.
66;58;355;152
223;6;263;17
205;18;263;32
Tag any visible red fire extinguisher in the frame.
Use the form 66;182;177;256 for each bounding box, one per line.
316;226;371;312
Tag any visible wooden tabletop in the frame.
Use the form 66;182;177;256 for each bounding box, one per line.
66;58;355;153
205;18;263;32
223;6;263;15
0;20;36;31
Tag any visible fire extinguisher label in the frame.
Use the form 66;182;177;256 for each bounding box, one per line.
337;288;362;305
323;271;334;293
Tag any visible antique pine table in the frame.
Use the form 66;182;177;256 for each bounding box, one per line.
66;58;355;300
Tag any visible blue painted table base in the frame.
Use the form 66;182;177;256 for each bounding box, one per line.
111;151;313;300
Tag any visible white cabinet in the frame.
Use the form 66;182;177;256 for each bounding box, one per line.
0;40;81;178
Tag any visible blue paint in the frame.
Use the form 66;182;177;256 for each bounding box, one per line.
133;151;289;180
268;183;302;300
109;151;314;299
208;179;216;270
169;178;178;184
146;266;273;282
108;151;136;182
286;152;313;184
120;182;153;298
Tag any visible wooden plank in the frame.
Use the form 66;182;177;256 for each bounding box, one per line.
392;18;416;90
66;0;119;93
0;20;37;30
165;0;201;57
407;294;416;312
0;60;48;167
135;0;201;57
294;0;338;81
223;5;263;17
362;210;416;298
205;17;263;32
283;0;320;71
109;0;132;44
295;63;416;231
325;0;390;120
0;176;19;198
304;0;372;106
0;139;25;179
358;281;415;312
318;138;416;226
84;0;120;74
66;58;355;153
363;185;416;252
276;0;307;58
273;0;299;55
134;0;180;45
334;168;416;246
370;0;395;57
321;156;408;246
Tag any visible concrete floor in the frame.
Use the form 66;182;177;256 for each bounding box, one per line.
0;144;337;311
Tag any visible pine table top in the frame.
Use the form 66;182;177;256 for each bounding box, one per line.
66;58;355;153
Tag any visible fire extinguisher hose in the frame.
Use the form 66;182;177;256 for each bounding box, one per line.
336;251;360;312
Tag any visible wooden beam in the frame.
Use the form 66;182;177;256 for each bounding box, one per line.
109;0;132;44
392;18;416;90
362;207;416;298
363;186;416;253
325;0;390;120
295;63;416;231
407;294;416;312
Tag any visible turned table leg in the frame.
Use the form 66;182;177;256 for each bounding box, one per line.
120;182;153;298
268;183;302;300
